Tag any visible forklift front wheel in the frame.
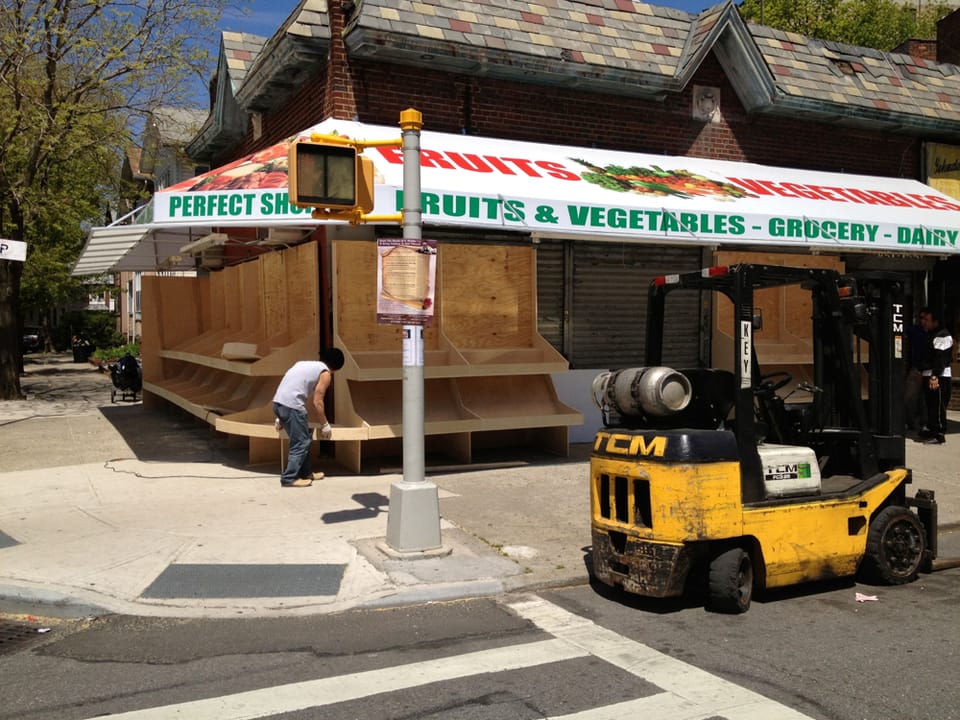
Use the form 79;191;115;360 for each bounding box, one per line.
708;547;753;613
862;506;925;585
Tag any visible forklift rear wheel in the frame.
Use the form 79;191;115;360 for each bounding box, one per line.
708;547;753;613
863;506;925;585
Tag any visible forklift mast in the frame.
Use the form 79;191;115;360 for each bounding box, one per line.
645;264;906;503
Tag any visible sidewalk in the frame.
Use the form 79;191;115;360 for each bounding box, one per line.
1;354;957;619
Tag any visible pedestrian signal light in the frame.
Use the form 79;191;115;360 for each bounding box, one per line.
288;137;375;214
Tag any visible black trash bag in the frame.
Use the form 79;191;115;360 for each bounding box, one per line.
110;354;142;393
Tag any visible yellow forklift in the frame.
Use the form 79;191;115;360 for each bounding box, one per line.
590;264;937;612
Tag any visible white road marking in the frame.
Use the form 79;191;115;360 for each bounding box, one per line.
90;596;816;720
508;595;815;720
88;638;587;720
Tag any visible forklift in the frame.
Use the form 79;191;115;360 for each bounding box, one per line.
590;263;937;612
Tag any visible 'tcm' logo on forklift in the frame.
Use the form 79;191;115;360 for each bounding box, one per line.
594;432;668;457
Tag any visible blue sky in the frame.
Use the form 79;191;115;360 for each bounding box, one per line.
224;0;720;36
220;3;290;35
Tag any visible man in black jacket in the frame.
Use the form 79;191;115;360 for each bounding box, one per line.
918;307;954;445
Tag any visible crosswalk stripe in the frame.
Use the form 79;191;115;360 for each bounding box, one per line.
89;638;588;720
507;596;815;720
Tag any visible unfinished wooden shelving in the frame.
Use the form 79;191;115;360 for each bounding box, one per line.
332;240;581;473
140;237;582;472
140;242;322;464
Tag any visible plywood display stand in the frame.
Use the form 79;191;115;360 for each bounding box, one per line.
332;240;582;473
140;238;582;472
140;241;321;465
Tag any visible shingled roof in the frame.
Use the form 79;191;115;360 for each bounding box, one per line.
344;0;697;97
188;0;960;158
222;31;270;95
187;1;330;161
343;0;960;135
235;0;331;111
186;31;269;161
744;24;960;132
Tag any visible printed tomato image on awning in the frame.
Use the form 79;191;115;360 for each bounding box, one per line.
75;118;960;274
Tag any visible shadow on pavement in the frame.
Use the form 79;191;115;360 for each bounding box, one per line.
97;403;251;468
321;493;390;524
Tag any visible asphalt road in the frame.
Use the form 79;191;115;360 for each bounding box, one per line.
2;574;957;720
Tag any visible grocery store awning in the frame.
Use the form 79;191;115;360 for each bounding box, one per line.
71;218;212;275
74;119;960;274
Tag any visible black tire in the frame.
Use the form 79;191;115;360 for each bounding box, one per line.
862;506;925;585
708;547;753;613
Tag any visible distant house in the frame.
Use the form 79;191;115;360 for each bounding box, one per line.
114;107;209;343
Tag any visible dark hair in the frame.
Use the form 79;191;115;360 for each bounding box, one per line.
321;347;345;370
919;307;941;323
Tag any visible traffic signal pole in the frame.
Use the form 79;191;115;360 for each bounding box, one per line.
384;109;445;555
288;110;444;554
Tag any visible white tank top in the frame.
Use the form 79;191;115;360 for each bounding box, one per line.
272;361;329;410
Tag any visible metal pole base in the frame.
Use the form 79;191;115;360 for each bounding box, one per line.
385;479;444;553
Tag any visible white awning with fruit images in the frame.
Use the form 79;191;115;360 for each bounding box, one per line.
75;119;960;274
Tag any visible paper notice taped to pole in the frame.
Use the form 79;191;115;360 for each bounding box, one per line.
377;238;437;326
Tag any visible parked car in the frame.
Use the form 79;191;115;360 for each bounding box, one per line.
22;332;41;353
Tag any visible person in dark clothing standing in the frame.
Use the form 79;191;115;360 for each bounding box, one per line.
904;316;927;431
918;307;954;445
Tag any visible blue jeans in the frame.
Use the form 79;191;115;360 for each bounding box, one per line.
274;402;312;483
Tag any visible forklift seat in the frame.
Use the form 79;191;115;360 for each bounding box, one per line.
679;368;736;430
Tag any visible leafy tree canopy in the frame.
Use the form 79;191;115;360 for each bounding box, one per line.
738;0;955;50
0;0;244;398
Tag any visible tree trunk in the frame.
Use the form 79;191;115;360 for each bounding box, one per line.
0;258;25;399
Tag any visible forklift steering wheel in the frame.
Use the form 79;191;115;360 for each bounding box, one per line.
755;371;792;394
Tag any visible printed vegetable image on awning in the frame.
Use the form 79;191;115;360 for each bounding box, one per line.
574;160;756;200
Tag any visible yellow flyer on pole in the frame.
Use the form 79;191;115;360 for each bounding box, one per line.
376;238;437;326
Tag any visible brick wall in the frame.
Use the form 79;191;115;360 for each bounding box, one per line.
939;8;960;65
893;39;938;61
218;35;920;181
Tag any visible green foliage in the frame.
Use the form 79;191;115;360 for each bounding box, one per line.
91;341;140;363
60;310;123;351
0;0;247;398
738;0;954;50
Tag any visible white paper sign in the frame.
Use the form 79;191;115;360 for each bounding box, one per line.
0;239;27;262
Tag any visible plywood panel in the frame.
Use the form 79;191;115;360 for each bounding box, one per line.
140;276;165;384
150;277;205;353
287;242;320;335
441;244;534;348
223;265;242;330
240;260;263;334
336;240;391;351
713;251;845;366
209;271;226;331
261;250;286;336
334;240;440;352
346;378;477;426
457;375;569;418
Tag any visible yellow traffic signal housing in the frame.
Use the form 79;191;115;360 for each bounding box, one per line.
356;155;375;214
288;137;375;214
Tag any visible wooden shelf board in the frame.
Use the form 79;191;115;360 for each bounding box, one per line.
143;382;222;425
161;350;257;375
